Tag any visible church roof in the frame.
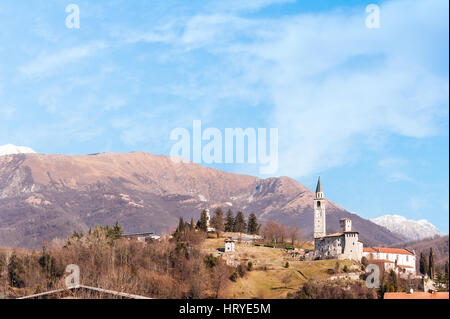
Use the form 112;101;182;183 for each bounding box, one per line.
315;176;323;193
372;247;415;256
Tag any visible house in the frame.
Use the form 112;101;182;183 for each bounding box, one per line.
363;246;416;277
384;291;448;299
122;232;160;242
224;239;235;252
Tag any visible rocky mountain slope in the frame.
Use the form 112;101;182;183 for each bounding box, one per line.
0;152;406;248
371;214;442;241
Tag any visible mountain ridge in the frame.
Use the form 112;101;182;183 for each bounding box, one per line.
0;151;406;248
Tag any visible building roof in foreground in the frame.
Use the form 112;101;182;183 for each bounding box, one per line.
384;292;449;299
363;247;376;253
372;247;415;256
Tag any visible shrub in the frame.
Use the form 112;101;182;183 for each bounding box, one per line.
237;263;247;278
230;272;238;282
284;262;290;268
247;262;253;271
343;265;349;273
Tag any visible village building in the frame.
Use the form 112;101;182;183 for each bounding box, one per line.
224;239;236;252
122;232;161;242
312;177;363;262
362;246;416;277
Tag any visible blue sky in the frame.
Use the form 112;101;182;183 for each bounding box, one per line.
0;0;448;233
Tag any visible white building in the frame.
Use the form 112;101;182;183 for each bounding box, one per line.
224;239;235;252
313;177;363;262
363;247;416;277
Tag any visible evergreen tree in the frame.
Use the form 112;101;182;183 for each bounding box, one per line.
419;252;428;276
428;248;435;279
199;209;209;232
210;208;224;234
445;261;449;278
247;213;259;235
173;217;186;240
111;221;123;240
233;211;247;233
436;264;443;281
190;217;195;230
224;210;234;232
8;254;25;288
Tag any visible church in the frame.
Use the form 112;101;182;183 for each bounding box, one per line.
312;177;363;262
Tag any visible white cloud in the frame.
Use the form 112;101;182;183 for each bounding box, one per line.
136;0;448;177
19;41;108;79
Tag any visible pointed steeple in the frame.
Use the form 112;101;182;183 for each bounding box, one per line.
315;176;323;193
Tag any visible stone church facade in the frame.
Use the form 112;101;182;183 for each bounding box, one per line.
312;177;363;262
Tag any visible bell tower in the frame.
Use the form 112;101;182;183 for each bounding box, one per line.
313;176;326;238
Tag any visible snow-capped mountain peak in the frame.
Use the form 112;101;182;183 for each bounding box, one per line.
371;214;441;241
0;144;36;156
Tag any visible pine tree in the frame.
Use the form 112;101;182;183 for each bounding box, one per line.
199;210;209;232
247;213;259;235
445;261;449;278
111;221;123;240
428;248;435;279
210;208;224;234
233;211;246;233
419;252;428;276
224;210;234;232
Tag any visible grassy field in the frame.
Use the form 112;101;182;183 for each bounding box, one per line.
201;237;361;299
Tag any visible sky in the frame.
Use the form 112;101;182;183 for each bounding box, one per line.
0;0;448;233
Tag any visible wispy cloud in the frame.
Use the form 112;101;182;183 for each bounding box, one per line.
19;41;108;79
125;0;448;177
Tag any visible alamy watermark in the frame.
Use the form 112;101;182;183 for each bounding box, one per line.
169;120;278;175
65;4;80;29
65;264;80;288
365;4;380;29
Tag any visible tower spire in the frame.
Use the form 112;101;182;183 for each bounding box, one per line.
315;176;322;193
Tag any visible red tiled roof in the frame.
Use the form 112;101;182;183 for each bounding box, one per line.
363;248;376;253
384;292;449;299
397;265;414;268
372;247;414;256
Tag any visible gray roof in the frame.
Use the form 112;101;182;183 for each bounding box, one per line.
315;176;323;193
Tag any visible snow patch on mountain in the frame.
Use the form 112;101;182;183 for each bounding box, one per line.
371;214;441;241
0;144;36;156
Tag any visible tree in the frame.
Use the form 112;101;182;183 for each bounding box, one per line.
287;226;300;245
199;210;209;232
262;220;288;244
174;217;186;241
428;248;435;279
247;213;259;235
8;254;25;288
445;261;449;278
419;252;428;276
110;221;123;240
233;211;246;233
224;210;234;232
210;208;224;235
